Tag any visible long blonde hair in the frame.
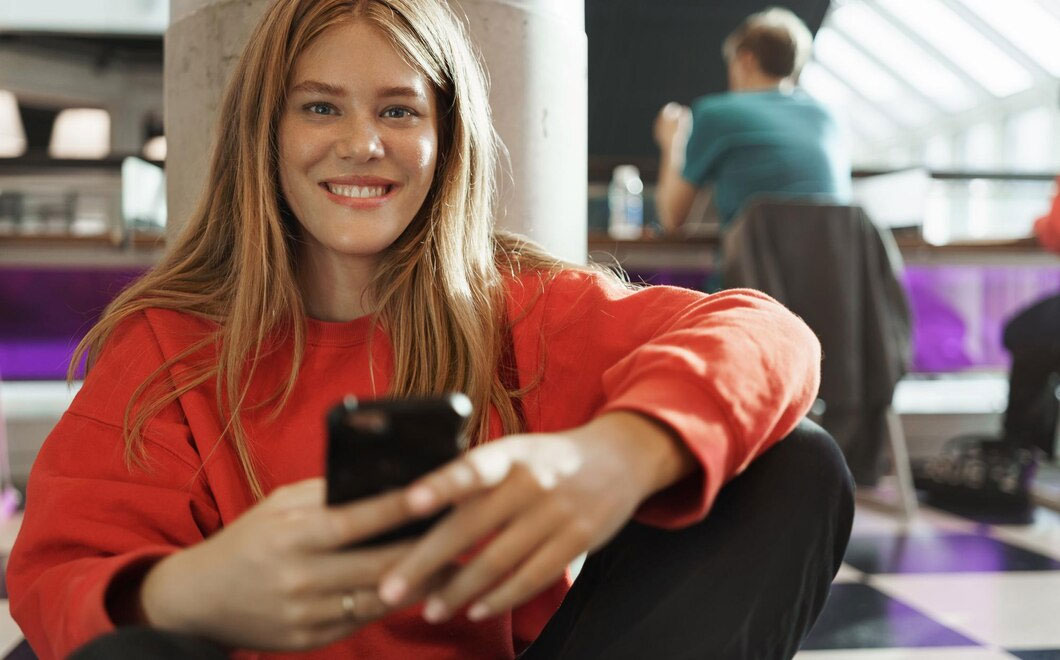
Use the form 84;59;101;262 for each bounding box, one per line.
71;0;572;499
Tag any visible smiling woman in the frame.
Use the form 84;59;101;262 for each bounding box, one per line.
277;21;439;320
5;1;851;659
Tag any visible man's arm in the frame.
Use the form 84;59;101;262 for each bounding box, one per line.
653;103;698;234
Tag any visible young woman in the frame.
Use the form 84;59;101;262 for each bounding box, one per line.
7;1;852;658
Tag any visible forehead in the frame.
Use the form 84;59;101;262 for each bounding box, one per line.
289;20;430;93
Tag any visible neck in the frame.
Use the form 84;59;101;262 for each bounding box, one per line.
735;74;791;93
298;243;378;322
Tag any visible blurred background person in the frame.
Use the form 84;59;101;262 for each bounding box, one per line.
653;6;851;235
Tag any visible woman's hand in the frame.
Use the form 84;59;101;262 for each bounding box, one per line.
139;478;437;651
377;411;696;623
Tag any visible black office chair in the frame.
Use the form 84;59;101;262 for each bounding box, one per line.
722;199;917;518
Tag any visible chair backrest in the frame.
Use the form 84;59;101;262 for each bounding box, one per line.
721;199;913;484
722;199;911;407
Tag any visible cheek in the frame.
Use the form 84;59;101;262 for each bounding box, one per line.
412;133;438;182
277;124;330;208
278;122;327;175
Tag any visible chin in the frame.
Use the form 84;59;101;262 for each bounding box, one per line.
329;231;401;256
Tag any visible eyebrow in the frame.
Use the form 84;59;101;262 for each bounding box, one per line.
289;80;428;101
290;80;346;96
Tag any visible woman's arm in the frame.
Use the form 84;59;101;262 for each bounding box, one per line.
376;271;821;625
6;315;428;658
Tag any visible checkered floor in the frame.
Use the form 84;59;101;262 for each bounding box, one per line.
0;502;1057;659
796;501;1060;660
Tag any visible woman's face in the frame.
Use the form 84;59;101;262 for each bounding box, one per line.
278;20;438;272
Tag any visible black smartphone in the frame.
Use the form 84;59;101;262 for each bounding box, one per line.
325;393;472;546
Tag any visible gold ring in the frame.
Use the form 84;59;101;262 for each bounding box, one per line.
341;592;356;621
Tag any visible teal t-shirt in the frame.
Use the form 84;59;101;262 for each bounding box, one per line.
681;88;851;227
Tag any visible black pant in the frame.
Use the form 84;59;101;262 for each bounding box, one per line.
1004;293;1060;458
71;420;854;660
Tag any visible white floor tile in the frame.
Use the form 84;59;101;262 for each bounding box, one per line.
0;601;24;656
0;380;81;421
795;649;1016;659
893;375;1008;415
990;508;1060;562
869;572;1060;649
851;502;979;537
833;562;863;584
0;512;23;555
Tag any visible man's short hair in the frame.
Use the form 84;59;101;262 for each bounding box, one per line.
722;7;813;79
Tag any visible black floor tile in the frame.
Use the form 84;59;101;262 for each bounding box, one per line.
800;582;980;650
3;640;34;660
924;498;1039;525
843;533;1060;574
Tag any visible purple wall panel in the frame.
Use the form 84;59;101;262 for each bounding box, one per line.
0;267;146;380
3;263;1059;380
903;265;1060;372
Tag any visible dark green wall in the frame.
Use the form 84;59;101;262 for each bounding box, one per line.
587;0;831;159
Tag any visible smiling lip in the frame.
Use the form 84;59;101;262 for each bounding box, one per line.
320;175;400;209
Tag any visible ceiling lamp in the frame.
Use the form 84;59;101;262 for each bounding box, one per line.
0;90;27;158
49;108;110;159
142;135;166;161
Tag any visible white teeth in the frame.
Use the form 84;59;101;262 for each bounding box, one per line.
326;183;388;198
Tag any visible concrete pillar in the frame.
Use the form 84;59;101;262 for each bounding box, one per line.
452;0;587;263
166;0;587;263
166;0;266;233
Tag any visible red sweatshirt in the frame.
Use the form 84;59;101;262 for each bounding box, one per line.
7;269;820;660
1034;176;1060;253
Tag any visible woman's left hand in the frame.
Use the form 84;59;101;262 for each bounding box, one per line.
376;411;694;623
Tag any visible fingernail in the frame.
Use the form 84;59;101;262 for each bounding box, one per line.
423;597;448;623
379;577;407;605
407;486;434;512
467;602;490;621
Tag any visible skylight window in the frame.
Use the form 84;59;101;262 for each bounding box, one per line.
961;122;998;169
956;0;1060;77
813;28;934;127
800;62;896;143
1004;107;1055;171
827;3;977;113
876;0;1034;97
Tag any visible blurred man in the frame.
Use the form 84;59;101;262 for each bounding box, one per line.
1001;180;1060;461
654;7;851;233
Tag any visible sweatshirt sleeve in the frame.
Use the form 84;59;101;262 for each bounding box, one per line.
5;316;221;660
1033;176;1060;254
516;270;821;529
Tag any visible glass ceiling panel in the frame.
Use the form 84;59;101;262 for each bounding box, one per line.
799;62;896;143
877;0;1034;97
956;0;1060;77
826;3;977;113
813;28;934;126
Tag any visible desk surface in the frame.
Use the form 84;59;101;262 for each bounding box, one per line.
1;232;1054;269
587;231;1057;268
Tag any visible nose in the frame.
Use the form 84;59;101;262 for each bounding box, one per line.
333;115;384;162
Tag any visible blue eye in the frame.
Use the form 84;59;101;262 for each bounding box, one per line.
305;103;335;115
383;107;415;119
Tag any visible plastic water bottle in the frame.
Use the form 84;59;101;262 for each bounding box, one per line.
608;164;644;239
